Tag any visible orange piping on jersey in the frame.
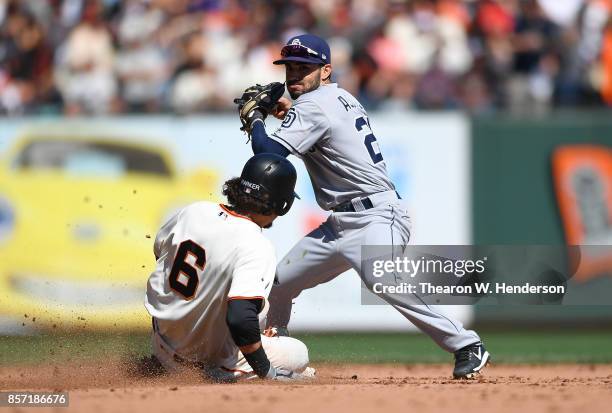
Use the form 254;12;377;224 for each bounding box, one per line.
219;204;255;223
227;296;265;301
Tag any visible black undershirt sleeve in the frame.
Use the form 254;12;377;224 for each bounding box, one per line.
226;298;263;346
251;120;290;156
226;298;271;377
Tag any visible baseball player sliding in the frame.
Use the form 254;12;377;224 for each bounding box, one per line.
145;154;314;382
234;34;491;379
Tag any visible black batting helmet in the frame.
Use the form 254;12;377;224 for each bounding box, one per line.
239;153;298;216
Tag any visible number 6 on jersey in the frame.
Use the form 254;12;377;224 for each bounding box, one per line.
169;240;206;299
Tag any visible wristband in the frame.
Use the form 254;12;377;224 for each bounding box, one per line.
243;345;271;378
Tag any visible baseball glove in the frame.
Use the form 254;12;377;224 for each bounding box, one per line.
233;82;285;135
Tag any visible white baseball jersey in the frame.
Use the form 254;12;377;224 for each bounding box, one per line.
144;201;276;366
270;83;395;210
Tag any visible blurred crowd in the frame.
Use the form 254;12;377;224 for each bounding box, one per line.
1;0;611;116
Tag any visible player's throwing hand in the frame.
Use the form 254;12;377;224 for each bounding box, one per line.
270;97;292;120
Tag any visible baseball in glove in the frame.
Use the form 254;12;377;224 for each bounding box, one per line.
233;82;285;136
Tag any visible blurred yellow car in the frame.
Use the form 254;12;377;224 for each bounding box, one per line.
0;133;218;331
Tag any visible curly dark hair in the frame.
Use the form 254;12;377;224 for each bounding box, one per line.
222;177;272;215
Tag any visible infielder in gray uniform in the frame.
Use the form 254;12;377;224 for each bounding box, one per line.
235;33;491;379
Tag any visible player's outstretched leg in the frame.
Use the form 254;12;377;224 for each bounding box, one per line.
266;219;351;330
339;204;491;378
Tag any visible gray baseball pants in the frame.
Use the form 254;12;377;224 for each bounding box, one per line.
266;191;481;352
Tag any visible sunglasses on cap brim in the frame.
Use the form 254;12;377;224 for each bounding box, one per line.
281;44;323;61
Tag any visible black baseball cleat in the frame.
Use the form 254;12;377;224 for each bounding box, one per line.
453;342;490;379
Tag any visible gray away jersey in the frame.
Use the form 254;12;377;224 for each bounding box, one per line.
270;83;395;210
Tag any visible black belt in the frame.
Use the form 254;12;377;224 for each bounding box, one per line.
332;191;401;213
332;197;374;212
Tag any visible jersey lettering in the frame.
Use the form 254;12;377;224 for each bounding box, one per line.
338;96;351;112
338;95;362;112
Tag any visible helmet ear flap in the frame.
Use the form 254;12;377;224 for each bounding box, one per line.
276;196;294;216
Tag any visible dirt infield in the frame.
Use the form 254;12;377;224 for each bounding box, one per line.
1;362;611;413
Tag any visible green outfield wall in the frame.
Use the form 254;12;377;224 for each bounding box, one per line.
471;112;612;324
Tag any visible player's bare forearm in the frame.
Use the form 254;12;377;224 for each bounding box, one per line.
271;97;292;119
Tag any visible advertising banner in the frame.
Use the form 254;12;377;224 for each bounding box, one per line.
0;114;471;332
552;145;612;283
